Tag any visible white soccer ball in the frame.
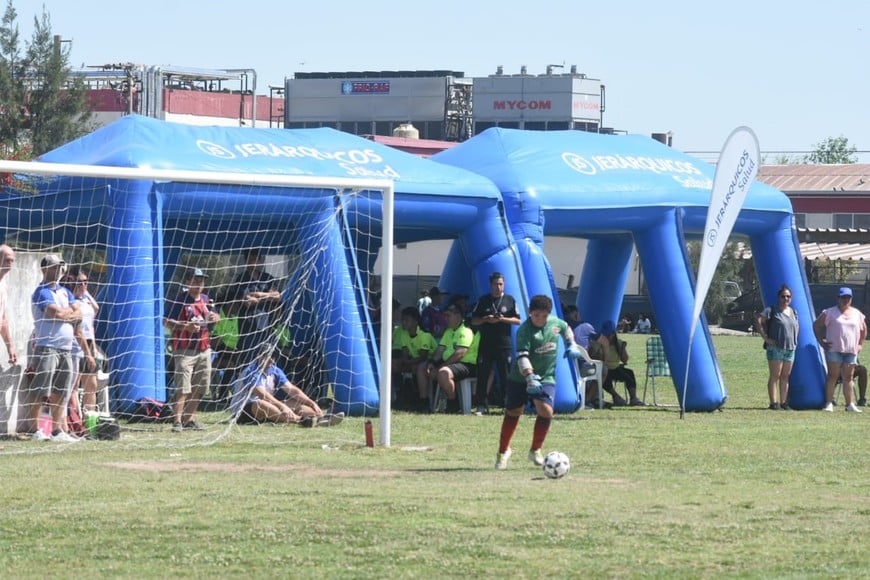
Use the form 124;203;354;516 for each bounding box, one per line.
542;451;570;479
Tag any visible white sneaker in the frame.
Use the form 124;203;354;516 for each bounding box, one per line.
51;431;81;443
845;403;863;413
31;430;50;442
528;449;545;466
495;448;512;470
822;402;834;412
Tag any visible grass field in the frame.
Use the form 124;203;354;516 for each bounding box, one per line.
1;334;868;579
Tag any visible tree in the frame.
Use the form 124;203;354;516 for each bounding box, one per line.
686;240;746;324
804;135;857;165
765;153;801;165
0;0;91;159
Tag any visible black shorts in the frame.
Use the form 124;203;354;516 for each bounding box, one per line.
441;362;475;381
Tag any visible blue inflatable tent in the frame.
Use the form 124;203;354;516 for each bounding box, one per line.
1;115;529;415
434;128;827;411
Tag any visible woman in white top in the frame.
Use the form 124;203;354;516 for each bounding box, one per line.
69;268;101;413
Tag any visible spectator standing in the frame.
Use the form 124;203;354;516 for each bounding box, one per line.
165;268;220;432
471;272;521;413
814;287;866;413
67;268;101;413
29;254;81;442
210;298;242;405
756;284;799;410
0;244;17;365
233;250;281;364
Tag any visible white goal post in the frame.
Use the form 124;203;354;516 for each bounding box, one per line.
0;160;396;446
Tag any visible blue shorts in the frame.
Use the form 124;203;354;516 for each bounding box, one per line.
766;347;796;363
505;378;555;410
825;351;858;365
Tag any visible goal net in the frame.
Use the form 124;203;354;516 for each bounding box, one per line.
0;160;394;450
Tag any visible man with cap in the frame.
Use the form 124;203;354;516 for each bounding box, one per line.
29;253;82;442
814;286;866;412
165;267;221;431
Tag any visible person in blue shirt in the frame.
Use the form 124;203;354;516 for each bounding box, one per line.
29;254;82;442
230;347;343;427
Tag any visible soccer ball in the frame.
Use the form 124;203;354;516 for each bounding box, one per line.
542;451;570;479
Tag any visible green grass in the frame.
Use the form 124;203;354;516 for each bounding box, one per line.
1;334;867;579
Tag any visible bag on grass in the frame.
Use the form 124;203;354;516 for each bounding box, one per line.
95;417;120;440
129;397;173;423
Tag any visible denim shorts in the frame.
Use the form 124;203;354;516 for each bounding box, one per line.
824;351;858;365
766;347;796;363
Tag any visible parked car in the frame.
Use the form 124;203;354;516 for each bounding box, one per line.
720;282;869;331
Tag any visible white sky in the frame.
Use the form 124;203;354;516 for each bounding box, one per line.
15;0;870;158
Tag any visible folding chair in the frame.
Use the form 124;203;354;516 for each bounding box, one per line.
643;335;670;406
576;359;605;409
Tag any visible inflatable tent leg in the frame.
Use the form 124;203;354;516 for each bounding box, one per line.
105;180;163;413
300;211;379;416
577;237;634;330
635;212;726;411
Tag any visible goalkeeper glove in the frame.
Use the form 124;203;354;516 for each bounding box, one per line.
525;374;543;396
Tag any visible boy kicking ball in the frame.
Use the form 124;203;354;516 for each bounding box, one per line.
495;294;594;470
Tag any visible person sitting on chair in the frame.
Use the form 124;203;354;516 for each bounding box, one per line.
392;307;437;411
420;302;477;413
595;320;645;407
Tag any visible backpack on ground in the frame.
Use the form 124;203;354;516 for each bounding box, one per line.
129;397;173;423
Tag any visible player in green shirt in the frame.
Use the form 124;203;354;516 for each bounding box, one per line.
495;294;594;470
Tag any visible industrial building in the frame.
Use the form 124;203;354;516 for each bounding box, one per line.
284;66;606;141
